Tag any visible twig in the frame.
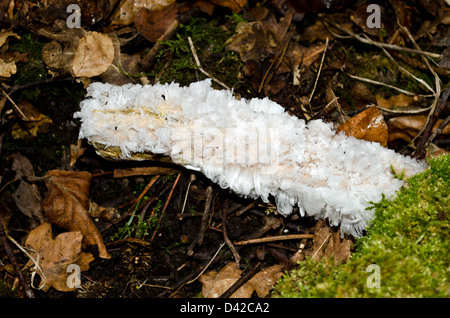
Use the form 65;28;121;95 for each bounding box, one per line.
1;88;28;120
321;18;441;59
311;232;331;260
309;37;329;103
258;26;293;93
187;36;230;90
413;86;450;159
166;242;225;297
187;185;214;256
219;261;263;298
149;173;181;243
179;174;195;219
221;201;240;264
127;175;160;225
343;70;433;98
233;234;314;246
0;223;34;298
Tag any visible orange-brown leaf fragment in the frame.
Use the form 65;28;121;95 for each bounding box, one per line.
135;4;178;43
42;170;110;259
209;0;246;13
336;106;388;147
24;222;94;292
72;31;114;77
200;262;283;298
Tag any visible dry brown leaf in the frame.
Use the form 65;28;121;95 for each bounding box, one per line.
110;0;176;26
200;262;283;298
306;220;351;264
69;139;86;167
227;16;291;63
11;153;45;224
135;4;178;43
72;31;114;78
387;116;450;142
375;94;415;109
11;101;52;139
336;106;388;147
0;57;16;77
209;0;246;13
42;170;110;259
24;222;94;292
88;201;120;222
0;30;20;48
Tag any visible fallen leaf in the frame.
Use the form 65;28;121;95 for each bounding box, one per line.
11;153;45;224
227;15;291;63
110;0;176;27
375;93;415;109
24;222;94;292
135;4;178;43
336;106;388;147
42;170;110;259
0;30;20;48
200;262;242;298
306;220;351;264
387;116;450;143
88;201;120;222
200;262;283;298
11;101;52;139
0;57;16;77
70;139;86;167
209;0;246;13
72;31;114;78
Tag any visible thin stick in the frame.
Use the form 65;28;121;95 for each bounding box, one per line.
219;261;263;298
309;37;329;103
311;232;331;260
221;202;240;264
127;175;160;225
149;173;181;243
187;36;230;90
1;88;28;120
322;19;441;59
233;234;314;246
187;185;214;256
0;224;35;297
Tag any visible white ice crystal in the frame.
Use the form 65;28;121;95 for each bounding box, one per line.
74;79;426;237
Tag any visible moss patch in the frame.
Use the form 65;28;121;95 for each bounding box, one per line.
273;154;449;298
152;15;248;92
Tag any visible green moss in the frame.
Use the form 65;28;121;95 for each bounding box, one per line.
152;16;247;91
10;33;49;95
273;154;449;298
0;280;18;298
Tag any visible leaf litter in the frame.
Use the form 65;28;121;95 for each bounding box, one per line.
0;0;448;299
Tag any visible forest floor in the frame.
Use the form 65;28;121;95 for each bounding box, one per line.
0;0;449;299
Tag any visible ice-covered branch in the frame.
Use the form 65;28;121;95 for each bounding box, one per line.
75;79;426;237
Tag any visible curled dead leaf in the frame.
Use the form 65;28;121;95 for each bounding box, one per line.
72;31;114;78
336;106;388;147
11;153;45;224
42;170;110;259
24;222;94;292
